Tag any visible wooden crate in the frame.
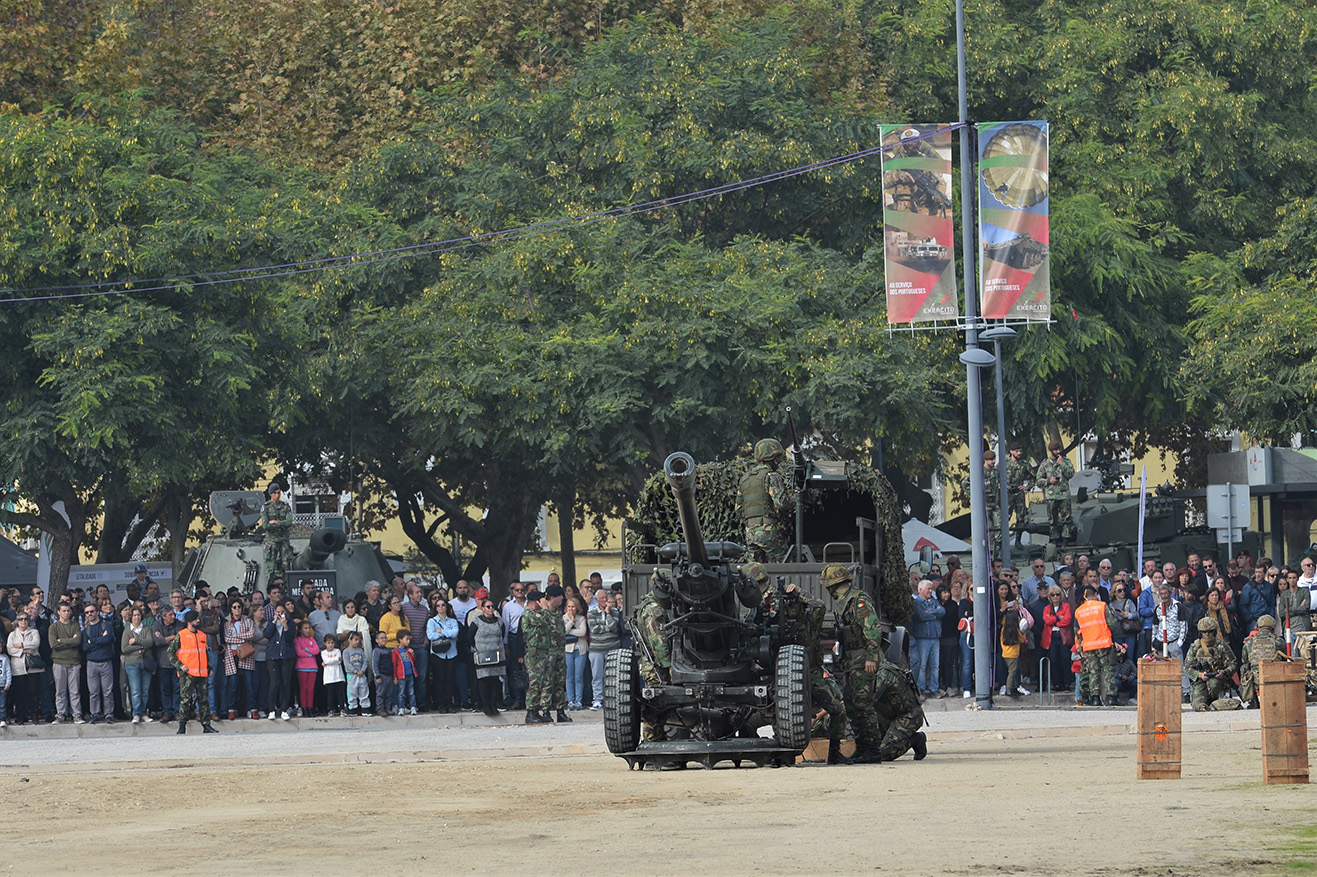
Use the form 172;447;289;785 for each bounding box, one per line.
1136;658;1182;780
797;738;856;763
1260;660;1309;785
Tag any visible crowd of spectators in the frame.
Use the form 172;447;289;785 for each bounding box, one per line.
0;567;630;728
5;548;1310;728
904;549;1315;707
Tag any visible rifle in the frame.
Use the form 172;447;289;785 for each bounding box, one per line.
628;616;658;670
785;406;806;488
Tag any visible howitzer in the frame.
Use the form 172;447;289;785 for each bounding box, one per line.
603;451;812;769
661;452;760;668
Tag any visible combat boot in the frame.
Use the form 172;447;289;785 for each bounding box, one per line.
203;724;219;734
525;710;539;724
912;732;928;761
827;739;852;765
555;709;572;723
851;748;883;765
176;721;186;735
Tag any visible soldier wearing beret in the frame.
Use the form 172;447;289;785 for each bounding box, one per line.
257;481;294;580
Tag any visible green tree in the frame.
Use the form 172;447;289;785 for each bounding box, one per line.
0;98;395;596
1179;198;1317;442
318;15;957;588
966;0;1317;475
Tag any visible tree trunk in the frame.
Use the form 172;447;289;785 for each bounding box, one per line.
555;484;577;590
478;490;542;601
97;494;141;563
98;492;169;564
391;463;547;600
1044;421;1064;454
162;489;193;581
47;526;76;604
32;491;88;604
395;492;463;584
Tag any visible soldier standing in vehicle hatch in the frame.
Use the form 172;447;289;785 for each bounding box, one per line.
257;481;294;578
737;439;795;563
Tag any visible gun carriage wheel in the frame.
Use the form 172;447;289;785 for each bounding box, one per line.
603;648;641;754
772;644;811;750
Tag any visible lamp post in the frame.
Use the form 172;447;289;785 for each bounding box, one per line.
981;325;1018;569
959;346;994;707
953;0;995;708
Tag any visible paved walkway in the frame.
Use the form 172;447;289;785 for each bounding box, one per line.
3;703;1310;773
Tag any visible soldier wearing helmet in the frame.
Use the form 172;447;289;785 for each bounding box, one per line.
745;563;851;763
743;562;770;592
1239;614;1286;708
1184;616;1237;711
737;439;796;563
821;563;885;763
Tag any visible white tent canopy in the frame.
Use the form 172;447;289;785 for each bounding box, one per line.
901;519;971;566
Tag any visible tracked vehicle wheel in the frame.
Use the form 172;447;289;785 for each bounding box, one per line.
773;644;811;751
603;648;641;753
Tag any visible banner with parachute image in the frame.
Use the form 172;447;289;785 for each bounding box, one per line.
880;125;958;324
977;121;1050;321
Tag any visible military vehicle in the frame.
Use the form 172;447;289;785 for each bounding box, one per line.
177;491;394;600
946;464;1263;571
604;452;811;769
620;449;910;634
1292;630;1317;699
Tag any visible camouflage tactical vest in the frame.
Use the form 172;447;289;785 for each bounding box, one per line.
738;465;771;519
832;588;865;653
1249;630;1279;671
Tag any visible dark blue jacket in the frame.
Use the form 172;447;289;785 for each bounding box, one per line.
263;620;296;661
81;619;116;663
1239;581;1275;632
910;595;946;640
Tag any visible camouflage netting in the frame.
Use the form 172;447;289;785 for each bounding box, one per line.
627;457;912;624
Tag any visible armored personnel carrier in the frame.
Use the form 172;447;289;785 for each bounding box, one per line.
178;491;394;600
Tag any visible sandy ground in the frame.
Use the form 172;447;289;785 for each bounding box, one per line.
1;713;1314;875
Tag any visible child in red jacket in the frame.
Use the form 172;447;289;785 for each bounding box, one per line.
391;631;418;716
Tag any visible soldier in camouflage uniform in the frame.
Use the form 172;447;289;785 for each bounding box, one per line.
168;609;217;734
257;481;294;578
871;659;928;761
1184;617;1237;711
1035;441;1076;544
821;563;885;764
961;449;1001;531
1006;441;1032;537
522;585;569;724
1240;615;1287;707
635;585;673;742
737;439;796;563
746;563;851;764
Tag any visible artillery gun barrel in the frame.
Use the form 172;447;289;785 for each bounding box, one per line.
663;452;708;567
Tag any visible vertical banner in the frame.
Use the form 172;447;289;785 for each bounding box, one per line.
880;125;957;323
977;121;1050;320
